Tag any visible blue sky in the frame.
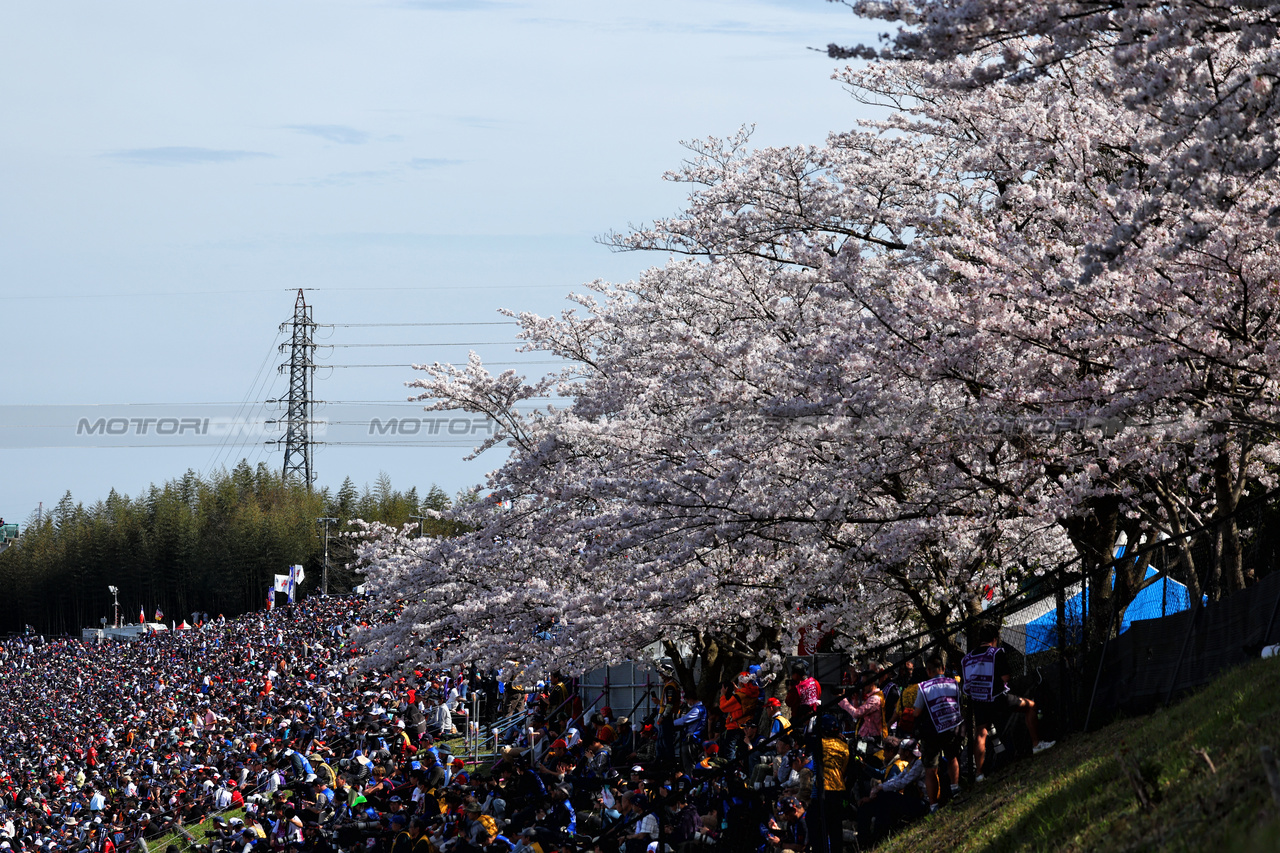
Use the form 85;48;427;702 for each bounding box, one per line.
0;0;881;520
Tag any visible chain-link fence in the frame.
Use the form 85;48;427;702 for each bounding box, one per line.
833;491;1280;741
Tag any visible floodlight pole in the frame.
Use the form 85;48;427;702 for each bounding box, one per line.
317;517;338;597
107;585;119;628
409;513;439;537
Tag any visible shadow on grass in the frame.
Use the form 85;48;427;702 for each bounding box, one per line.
967;760;1118;853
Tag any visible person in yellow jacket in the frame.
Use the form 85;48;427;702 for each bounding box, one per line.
814;716;850;853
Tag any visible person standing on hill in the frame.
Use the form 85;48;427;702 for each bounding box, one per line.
837;670;886;742
912;653;963;806
786;661;821;732
812;714;850;853
656;666;682;766
962;624;1054;781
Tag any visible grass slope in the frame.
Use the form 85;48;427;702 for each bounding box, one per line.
878;655;1280;853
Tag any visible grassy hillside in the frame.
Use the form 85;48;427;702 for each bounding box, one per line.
878;655;1280;853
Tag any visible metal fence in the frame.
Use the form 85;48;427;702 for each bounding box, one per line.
839;490;1280;740
577;661;660;722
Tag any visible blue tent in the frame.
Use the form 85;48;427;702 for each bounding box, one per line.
1015;567;1192;655
1119;567;1192;632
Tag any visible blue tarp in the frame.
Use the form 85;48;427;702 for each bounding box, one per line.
1021;565;1193;654
1119;567;1192;632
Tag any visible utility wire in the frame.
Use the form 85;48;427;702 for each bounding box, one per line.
8;285;572;299
323;322;518;328
325;361;567;368
323;342;524;348
204;331;282;476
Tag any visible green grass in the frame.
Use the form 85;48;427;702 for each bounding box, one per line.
150;806;248;852
877;655;1280;853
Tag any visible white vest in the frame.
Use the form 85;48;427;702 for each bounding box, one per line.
918;676;963;733
961;645;1003;703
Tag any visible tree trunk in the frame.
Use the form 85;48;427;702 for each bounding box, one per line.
1061;494;1121;642
1213;450;1246;594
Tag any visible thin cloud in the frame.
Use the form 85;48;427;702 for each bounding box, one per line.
396;0;514;10
409;158;464;168
106;147;272;166
287;125;372;145
293;170;402;188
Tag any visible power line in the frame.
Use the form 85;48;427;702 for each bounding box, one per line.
302;285;576;292
324;342;524;348
320;442;496;448
204;329;283;476
323;361;568;368
324;322;518;328
6;284;573;300
6;289;287;300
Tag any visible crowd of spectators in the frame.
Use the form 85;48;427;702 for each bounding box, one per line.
0;600;1050;853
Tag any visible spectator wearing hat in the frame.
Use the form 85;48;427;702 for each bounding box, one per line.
581;739;611;778
544;785;576;837
774;735;803;791
621;792;657;853
855;738;929;846
389;812;415;853
408;817;437;853
767;795;809;852
447;758;469;788
626;765;645;795
612;718;634;766
764;696;791;739
695;740;721;772
672;697;706;771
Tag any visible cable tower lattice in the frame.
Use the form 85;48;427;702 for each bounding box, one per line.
279;289;316;487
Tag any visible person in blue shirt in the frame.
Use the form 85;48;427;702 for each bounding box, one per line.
673;699;707;741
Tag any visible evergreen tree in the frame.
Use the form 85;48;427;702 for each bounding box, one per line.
0;464;447;633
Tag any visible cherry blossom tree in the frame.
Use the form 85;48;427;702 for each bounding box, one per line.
357;27;1280;677
830;1;1280;274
